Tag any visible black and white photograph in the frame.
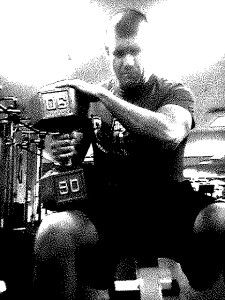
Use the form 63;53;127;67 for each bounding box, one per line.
0;0;225;299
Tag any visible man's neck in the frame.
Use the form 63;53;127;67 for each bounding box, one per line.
119;78;150;103
108;74;155;103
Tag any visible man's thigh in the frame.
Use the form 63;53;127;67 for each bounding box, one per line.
80;180;210;285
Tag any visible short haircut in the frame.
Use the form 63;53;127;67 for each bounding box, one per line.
109;8;148;39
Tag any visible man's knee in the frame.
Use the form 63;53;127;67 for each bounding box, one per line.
194;202;225;234
34;210;99;260
180;202;225;291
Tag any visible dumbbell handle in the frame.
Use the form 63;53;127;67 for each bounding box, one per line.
51;132;74;168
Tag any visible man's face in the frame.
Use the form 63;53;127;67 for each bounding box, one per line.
106;22;149;89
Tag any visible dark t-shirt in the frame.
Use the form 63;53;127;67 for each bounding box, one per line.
80;77;214;287
83;74;197;272
88;74;195;194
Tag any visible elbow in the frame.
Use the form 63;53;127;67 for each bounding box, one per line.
161;128;186;149
162;135;180;150
168;136;182;149
141;119;189;149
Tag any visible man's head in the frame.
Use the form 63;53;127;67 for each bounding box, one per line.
105;9;150;90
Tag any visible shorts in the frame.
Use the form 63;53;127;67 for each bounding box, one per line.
80;179;215;289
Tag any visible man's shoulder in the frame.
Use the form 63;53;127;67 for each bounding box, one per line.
151;74;187;91
150;74;195;123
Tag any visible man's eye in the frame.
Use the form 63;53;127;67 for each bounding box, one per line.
114;49;140;58
130;49;140;56
114;51;124;58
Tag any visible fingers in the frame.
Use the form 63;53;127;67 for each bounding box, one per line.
52;143;75;156
51;132;83;162
55;79;84;92
51;133;72;147
55;79;100;102
51;135;75;158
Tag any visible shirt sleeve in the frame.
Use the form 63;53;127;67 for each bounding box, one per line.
158;79;195;128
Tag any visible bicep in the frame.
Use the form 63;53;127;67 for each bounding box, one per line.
157;104;193;142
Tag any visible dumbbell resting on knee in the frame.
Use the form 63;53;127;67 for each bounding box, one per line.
29;86;90;210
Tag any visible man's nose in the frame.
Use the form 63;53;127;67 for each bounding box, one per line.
123;54;135;66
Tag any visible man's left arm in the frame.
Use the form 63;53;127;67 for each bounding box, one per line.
55;79;193;148
98;89;193;147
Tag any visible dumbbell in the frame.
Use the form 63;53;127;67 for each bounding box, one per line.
112;267;180;300
29;86;89;210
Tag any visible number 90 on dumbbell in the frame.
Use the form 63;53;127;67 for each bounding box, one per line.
40;167;88;210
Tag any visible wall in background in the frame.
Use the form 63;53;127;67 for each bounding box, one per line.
1;0;225;158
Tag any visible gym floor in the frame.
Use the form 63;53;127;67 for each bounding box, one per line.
0;227;35;300
0;228;224;300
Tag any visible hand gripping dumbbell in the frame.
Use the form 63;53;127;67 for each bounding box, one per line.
113;267;179;300
29;86;89;210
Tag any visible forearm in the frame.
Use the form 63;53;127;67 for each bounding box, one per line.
51;79;191;146
98;89;178;143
